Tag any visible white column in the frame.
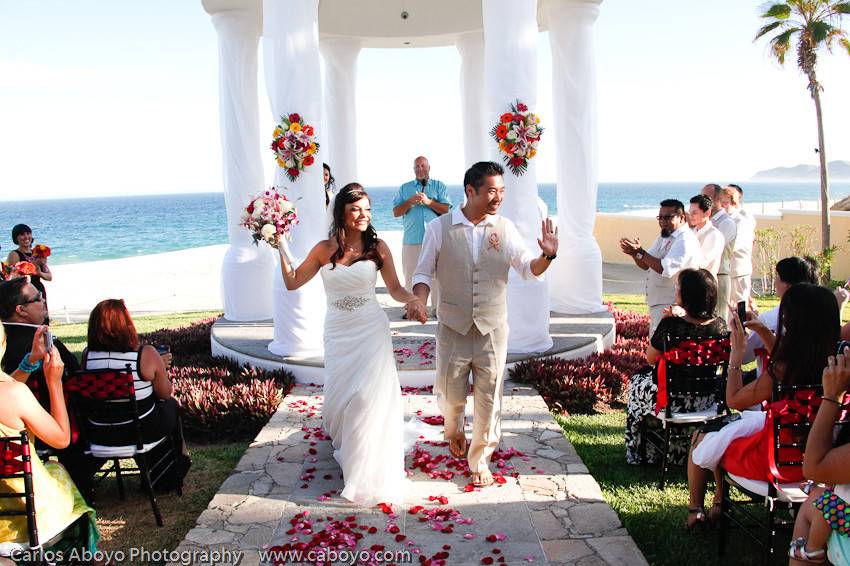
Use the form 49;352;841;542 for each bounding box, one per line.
205;1;275;322
320;37;361;189
263;0;327;356
483;0;553;353
456;31;488;166
546;0;605;314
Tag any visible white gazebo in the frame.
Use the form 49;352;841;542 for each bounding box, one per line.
203;0;605;362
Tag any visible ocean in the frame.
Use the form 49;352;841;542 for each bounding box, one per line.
2;182;848;265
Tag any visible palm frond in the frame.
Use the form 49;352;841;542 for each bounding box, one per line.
762;2;793;18
832;2;850;14
810;20;835;42
755;20;786;39
771;27;799;62
841;37;850;54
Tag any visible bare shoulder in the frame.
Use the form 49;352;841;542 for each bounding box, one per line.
313;239;338;261
375;239;393;258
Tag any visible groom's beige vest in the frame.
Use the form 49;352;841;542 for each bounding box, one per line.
436;214;511;336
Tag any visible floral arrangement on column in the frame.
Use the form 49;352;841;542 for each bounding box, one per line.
271;113;320;182
490;100;543;177
241;188;299;248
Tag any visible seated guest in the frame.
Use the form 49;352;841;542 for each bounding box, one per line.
625;268;727;465
0;324;104;561
686;283;838;530
0;278;97;499
81;299;190;481
787;350;850;564
743;256;818;375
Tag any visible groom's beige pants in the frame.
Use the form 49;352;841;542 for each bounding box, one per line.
435;322;508;474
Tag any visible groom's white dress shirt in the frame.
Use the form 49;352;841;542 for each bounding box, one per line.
412;208;540;291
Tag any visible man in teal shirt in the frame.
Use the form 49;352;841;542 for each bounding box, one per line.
393;156;451;314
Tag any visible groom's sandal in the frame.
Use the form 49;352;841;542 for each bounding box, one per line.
472;470;494;488
449;435;468;458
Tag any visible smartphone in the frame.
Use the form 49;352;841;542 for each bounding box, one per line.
736;301;747;324
154;344;171;354
837;340;850;355
43;330;53;352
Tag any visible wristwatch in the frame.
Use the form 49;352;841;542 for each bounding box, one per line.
542;252;557;261
635;249;645;260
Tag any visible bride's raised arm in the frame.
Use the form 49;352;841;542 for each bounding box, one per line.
278;240;331;291
375;240;426;322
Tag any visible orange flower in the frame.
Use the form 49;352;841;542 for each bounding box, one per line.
32;244;51;258
303;155;314;166
495;124;508;139
13;261;36;276
500;113;514;123
303;125;314;136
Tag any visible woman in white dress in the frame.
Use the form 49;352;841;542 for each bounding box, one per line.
278;183;427;506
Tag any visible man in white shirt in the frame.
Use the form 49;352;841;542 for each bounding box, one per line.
701;183;736;323
720;185;756;305
619;199;702;334
688;194;724;279
412;161;558;487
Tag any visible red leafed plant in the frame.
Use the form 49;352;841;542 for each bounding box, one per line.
509;304;650;414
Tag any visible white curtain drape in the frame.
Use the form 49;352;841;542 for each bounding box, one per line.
483;0;553;353
263;0;327;356
546;0;605;314
456;31;488;166
320;37;361;190
208;6;275;322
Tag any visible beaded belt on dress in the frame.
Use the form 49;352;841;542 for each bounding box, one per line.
330;295;371;311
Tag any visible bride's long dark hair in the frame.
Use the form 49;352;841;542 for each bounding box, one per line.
329;183;383;270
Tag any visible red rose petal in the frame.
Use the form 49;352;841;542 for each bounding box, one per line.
395;534;407;542
481;558;494;565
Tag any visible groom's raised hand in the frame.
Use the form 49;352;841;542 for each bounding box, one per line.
537;217;559;256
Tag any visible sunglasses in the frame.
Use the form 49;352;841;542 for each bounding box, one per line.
18;291;44;306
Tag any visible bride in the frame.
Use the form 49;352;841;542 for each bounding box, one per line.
277;182;427;506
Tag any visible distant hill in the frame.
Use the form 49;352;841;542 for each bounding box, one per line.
752;160;850;181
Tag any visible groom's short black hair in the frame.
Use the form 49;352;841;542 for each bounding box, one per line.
464;162;504;193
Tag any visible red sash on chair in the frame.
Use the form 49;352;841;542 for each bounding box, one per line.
654;338;730;415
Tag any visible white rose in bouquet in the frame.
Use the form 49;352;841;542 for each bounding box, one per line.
279;199;294;214
260;223;276;241
252;199;265;218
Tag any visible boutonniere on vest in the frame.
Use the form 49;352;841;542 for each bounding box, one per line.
488;233;501;252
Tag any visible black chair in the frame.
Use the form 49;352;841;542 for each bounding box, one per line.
641;333;730;488
0;430;87;562
717;381;850;565
65;365;182;527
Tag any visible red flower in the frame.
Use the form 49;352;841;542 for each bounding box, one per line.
513;113;523;122
499;113;514;123
303;155;315;167
495;124;508;140
510;156;525;167
13;262;36;276
288;168;300;178
289;113;301;123
246;203;254;214
32;244;51;258
516;102;528;112
303;125;314;136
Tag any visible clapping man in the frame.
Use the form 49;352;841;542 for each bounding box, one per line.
620;199;701;334
393;156;451;316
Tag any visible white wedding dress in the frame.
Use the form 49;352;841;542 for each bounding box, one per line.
320;259;409;505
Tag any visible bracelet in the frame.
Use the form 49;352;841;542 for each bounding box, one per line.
822;396;843;406
18;354;42;373
728;365;742;371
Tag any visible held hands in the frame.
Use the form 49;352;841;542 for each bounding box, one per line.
537;218;559;257
823;347;850;401
411;192;431;206
404;298;428;324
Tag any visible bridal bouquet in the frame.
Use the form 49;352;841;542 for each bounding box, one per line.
0;261;37;281
241;188;299;248
490;100;543;176
271;113;320;183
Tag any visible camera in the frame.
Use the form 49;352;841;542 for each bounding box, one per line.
400;10;409;19
43;331;53;353
736;301;746;324
837;340;850;355
154;344;170;355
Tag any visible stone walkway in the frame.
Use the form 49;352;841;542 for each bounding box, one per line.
172;380;647;565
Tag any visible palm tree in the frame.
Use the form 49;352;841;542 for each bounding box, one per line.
755;0;850;253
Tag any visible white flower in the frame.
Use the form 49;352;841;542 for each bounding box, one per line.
279;199;294;214
506;130;518;140
260;224;276;240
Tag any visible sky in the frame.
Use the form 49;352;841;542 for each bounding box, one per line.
0;0;849;201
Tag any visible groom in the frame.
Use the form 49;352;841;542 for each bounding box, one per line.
412;161;558;486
